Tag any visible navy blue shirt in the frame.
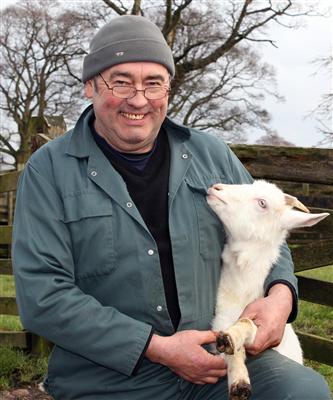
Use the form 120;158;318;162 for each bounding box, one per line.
90;121;181;331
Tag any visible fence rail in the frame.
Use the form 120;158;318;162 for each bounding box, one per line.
0;171;20;193
0;141;333;365
230;144;333;184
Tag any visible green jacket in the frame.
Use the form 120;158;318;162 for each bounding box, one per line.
13;105;297;399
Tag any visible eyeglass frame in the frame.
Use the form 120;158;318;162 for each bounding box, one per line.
98;73;170;100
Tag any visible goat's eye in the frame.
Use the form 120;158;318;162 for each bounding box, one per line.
258;199;267;209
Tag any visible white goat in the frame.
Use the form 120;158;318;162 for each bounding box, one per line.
206;180;329;400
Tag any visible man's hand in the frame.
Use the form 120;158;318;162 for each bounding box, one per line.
240;283;293;355
145;330;227;385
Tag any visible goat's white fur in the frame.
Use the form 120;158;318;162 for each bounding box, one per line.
206;180;329;399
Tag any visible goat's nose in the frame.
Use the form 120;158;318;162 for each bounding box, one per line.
213;183;224;191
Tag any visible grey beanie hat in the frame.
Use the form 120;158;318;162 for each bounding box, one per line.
82;15;175;82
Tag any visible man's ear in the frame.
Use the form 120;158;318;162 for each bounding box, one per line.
281;209;329;230
84;80;94;98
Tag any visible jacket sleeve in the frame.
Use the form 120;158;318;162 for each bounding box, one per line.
12;161;152;376
224;143;298;322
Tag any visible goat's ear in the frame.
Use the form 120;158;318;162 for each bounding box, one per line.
281;210;329;230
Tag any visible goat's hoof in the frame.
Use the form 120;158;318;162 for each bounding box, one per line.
216;331;234;355
230;380;252;400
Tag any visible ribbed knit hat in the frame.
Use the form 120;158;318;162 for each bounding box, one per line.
82;15;175;82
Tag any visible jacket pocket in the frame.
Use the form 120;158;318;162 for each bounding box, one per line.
62;192;116;280
185;176;226;260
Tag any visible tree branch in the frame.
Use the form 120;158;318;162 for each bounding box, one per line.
102;0;127;15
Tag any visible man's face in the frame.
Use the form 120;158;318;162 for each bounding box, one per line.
85;62;170;153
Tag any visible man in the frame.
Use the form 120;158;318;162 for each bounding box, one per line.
13;15;330;400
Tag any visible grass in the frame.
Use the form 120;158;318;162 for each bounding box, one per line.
0;346;48;390
0;268;333;393
294;265;333;394
0;275;22;331
0;275;15;296
295;265;333;339
0;275;47;390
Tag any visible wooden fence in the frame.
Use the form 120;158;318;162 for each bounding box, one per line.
0;116;66;353
0;136;332;364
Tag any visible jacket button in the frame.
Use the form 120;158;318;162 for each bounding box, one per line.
90;170;97;176
182;153;188;159
147;249;154;256
126;202;133;208
156;305;163;312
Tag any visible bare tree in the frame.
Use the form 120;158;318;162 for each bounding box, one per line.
256;132;295;146
308;55;333;148
0;0;93;168
164;5;284;142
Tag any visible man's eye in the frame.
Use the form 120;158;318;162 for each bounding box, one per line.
114;80;131;86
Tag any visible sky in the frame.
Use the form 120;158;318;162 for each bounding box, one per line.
0;0;332;148
251;1;332;147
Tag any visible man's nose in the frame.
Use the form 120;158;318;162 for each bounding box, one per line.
126;89;149;107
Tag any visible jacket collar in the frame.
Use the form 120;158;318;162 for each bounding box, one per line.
66;104;191;158
66;105;95;158
163;116;191;139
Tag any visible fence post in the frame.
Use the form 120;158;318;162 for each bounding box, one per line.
29;115;67;154
302;183;310;196
15;115;66;355
29;333;54;356
28;116;67;355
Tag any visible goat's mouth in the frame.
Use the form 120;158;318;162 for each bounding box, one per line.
206;188;227;204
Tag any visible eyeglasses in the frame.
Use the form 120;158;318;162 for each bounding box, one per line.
99;74;170;100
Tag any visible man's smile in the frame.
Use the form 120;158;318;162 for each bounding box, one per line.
121;112;146;120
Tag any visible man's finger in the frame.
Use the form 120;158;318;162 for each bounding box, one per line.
194;330;219;344
193;377;219;385
203;376;220;384
207;368;227;378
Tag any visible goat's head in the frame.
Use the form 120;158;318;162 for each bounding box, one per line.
206;180;329;242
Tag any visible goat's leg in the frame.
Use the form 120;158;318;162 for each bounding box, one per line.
226;348;252;400
217;318;257;355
